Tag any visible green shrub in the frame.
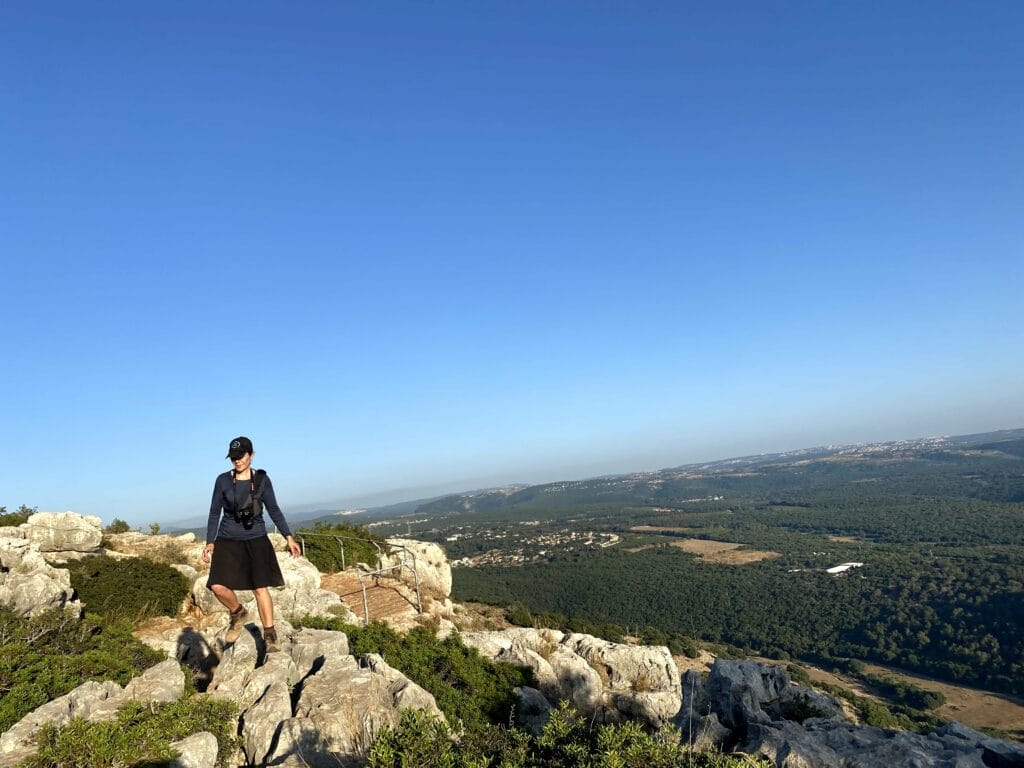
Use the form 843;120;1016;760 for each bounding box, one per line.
66;555;189;622
668;634;700;659
296;522;390;573
508;601;534;627
20;695;237;768
298;617;531;735
103;518;130;534
369;703;772;768
0;505;35;527
0;607;164;733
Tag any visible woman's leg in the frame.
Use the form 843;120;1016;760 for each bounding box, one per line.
253;587;274;628
210;583;241;612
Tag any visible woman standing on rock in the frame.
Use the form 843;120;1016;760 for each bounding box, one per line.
202;436;301;652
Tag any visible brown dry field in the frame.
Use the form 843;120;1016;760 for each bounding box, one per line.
827;535;862;543
861;662;1024;739
624;544;656;553
668;538;780;564
630;525;696;533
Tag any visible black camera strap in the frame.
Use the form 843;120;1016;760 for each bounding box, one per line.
230;468;267;527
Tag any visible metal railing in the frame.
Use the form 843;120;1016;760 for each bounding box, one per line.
294;532;422;626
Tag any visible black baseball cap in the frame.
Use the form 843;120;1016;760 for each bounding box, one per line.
226;436;254;459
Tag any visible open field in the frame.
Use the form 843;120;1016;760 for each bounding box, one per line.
630;525;696;533
668;538;780;564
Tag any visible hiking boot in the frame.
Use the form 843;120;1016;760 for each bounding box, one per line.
224;606;248;643
264;626;280;653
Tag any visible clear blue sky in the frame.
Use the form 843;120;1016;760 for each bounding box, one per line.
2;3;1021;527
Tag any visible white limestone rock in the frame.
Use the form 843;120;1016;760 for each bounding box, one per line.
0;536;79;617
22;511;103;552
89;659;185;720
168;731;220;768
289;627;350;684
268;656;399;767
362;653;445;719
383;538;453;597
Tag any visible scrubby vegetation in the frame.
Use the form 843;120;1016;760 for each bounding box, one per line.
0;607;164;733
20;696;237;768
66;555;189;622
368;703;772;767
298;617;531;735
295;521;390;573
102;518;130;534
0;505;36;527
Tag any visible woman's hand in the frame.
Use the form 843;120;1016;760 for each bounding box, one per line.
202;543;214;562
287;536;301;558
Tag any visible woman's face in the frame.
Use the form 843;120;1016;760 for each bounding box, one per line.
231;452;253;473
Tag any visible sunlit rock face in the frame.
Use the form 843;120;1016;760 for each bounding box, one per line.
0;534;79;617
22;511;103;553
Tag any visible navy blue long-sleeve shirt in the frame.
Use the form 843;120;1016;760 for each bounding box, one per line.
207;470;293;542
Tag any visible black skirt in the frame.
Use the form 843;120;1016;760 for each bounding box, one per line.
206;536;286;590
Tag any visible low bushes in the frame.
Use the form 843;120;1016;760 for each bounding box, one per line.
66;555;189;622
20;696;237;768
368;703;773;768
295;521;390;573
0;607;165;733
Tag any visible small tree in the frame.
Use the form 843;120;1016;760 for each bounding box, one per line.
104;518;131;534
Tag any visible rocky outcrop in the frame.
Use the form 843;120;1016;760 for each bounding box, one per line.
0;660;184;762
680;660;1024;768
383;538;452;597
202;623;442;767
0;535;79;617
168;731;219;768
22;511;103;553
103;531;206;567
461;628;682;729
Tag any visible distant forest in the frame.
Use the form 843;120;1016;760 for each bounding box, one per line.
438;433;1024;696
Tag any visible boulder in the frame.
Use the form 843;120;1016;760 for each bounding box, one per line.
461;628;682;729
168;731;220;768
515;686;552;734
88;659;185;720
383;538;452;597
289;627;350;683
0;536;79;617
236;653;298;766
705;659;790;729
268;656;400;767
22;511;102;552
362;653;445;719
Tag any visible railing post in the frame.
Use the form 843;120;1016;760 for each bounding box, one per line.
356;573;370;627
